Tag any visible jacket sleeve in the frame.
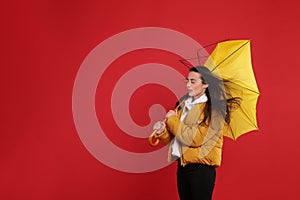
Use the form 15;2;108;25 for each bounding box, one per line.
155;128;173;145
166;111;224;147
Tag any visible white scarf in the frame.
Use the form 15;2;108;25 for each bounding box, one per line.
180;94;208;121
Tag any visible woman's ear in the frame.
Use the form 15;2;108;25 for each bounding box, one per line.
204;84;209;89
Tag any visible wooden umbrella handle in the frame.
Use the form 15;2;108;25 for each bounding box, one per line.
148;130;160;147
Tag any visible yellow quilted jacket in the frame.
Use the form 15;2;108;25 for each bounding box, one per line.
156;102;224;167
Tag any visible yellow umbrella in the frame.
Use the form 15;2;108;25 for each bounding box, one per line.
204;40;260;140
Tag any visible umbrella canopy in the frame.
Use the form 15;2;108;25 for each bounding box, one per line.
204;40;260;140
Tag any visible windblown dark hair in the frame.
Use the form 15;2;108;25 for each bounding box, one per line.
176;66;241;125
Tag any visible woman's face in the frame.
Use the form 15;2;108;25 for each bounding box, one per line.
186;71;208;99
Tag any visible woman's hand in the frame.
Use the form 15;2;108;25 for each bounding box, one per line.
165;110;177;119
153;121;166;134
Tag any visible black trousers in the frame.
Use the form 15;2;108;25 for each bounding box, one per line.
177;160;216;200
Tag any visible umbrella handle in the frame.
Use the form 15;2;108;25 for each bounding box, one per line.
148;130;160;147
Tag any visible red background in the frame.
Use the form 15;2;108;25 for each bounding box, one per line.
1;0;300;199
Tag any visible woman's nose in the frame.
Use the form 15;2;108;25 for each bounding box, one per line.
186;81;191;87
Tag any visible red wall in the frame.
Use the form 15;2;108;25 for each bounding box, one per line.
1;0;300;199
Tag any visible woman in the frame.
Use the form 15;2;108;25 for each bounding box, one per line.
153;66;234;200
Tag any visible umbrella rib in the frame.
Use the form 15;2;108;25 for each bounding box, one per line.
240;106;259;130
228;125;236;140
211;40;250;72
179;39;231;68
224;79;260;94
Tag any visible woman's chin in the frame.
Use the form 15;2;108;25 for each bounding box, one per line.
188;92;194;97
